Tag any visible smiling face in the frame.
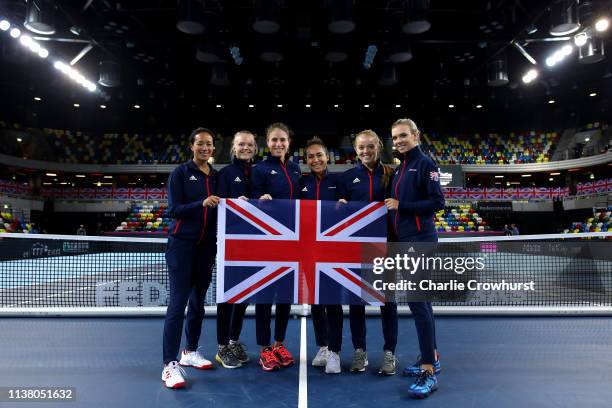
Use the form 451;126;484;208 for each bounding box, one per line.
391;124;420;154
233;132;256;161
354;133;379;168
267;128;290;159
191;132;215;163
306;144;329;176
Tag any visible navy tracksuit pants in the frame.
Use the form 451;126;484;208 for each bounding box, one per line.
349;302;398;353
311;304;344;353
216;303;248;345
162;236;215;364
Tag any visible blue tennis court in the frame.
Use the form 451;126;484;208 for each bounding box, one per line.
1;315;611;408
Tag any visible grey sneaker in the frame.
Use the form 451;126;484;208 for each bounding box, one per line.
350;348;368;372
215;345;242;369
228;341;250;363
325;351;341;374
312;346;329;367
378;350;397;375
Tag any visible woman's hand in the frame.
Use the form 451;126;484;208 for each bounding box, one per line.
238;195;249;201
338;199;348;204
203;195;220;207
384;198;399;210
259;194;272;200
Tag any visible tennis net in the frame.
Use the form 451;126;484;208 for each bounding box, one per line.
0;232;610;315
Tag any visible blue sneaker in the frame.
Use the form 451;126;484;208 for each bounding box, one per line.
408;370;438;399
403;355;441;377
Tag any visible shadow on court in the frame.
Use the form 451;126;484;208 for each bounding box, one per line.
0;316;611;408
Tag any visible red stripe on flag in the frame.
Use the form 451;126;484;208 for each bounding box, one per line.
226;199;282;235
333;267;386;303
324;202;385;236
226;266;292;303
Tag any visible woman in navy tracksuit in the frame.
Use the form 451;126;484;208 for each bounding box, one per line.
385;118;445;398
251;122;301;371
215;130;258;369
162;128;220;389
336;129;399;375
299;137;344;374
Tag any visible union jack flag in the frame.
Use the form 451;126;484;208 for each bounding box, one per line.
216;198;388;305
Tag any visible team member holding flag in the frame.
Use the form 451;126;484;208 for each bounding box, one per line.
385;118;445;398
299;137;344;374
251;122;301;371
162;128;220;389
336;129;399;376
215;130;258;369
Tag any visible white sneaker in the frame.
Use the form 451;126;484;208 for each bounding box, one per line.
312;346;329;367
162;361;187;389
179;349;213;369
325;351;341;374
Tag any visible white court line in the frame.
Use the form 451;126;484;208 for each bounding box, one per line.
298;305;308;408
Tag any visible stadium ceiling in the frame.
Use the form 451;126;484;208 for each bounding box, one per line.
0;0;610;113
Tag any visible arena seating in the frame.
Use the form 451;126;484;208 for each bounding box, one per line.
435;204;491;233
0;211;33;233
422;131;559;164
564;207;611;233
114;204;171;233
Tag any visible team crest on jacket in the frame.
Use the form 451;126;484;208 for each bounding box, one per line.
429;171;440;181
189;175;197;181
234;177;242;182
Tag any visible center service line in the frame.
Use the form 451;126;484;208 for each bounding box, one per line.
298;304;308;408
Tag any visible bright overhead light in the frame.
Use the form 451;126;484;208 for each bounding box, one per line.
215;104;222;108
549;177;554;181
277;104;283;108
73;103;80;107
305;104;311;108
595;18;609;32
134;104;140;109
589;92;597;97
9;27;21;38
476;104;483;109
104;175;113;179
522;68;538;84
585;137;590;142
521;174;531;177
16;137;22;142
19;35;32;47
363;104;370;108
561;44;573;56
550;172;560;176
495;175;504;178
548;100;555;104
395;104;402;108
38;48;48;58
448;104;455;108
46;173;56;177
28;41;40;53
0;20;10;31
100;104;106;109
574;32;588;47
333;104;339;108
248;104;255;108
75;174;86;178
34;96;41;101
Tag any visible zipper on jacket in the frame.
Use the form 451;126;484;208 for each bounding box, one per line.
280;161;294;199
367;170;373;202
315;177;321;200
415;215;421;232
172;219;182;234
197;176;211;244
393;160;408;235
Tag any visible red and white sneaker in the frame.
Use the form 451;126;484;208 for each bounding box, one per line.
162;361;187;389
273;343;294;367
259;347;281;371
179;349;214;370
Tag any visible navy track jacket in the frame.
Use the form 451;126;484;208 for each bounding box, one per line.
251;155;301;199
336;161;389;202
299;170;339;200
217;157;252;198
390;146;445;240
167;160;217;243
